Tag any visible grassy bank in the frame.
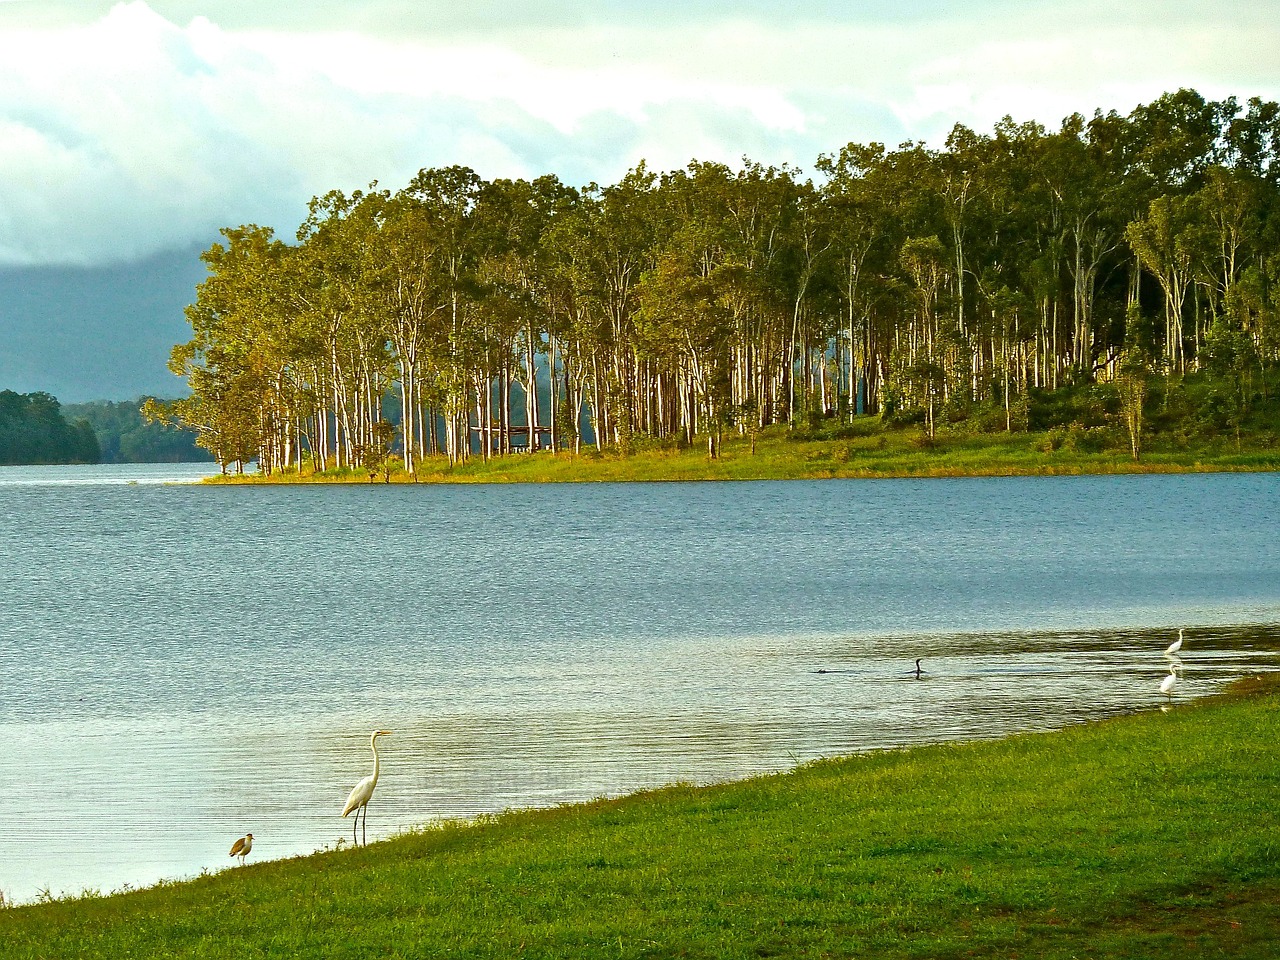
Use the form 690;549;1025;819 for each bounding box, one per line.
210;419;1280;485
4;675;1278;958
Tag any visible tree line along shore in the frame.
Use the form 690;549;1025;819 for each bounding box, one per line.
6;375;1275;476
208;368;1280;484
147;88;1280;477
3;673;1277;958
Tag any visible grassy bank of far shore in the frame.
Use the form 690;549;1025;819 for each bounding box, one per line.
4;674;1278;959
208;420;1280;484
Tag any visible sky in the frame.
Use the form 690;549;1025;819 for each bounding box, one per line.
1;0;1278;399
4;0;1279;270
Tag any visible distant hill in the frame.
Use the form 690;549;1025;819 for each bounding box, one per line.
0;245;207;404
0;391;210;465
0;390;99;464
63;398;213;464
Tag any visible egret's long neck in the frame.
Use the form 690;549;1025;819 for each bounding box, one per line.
370;735;382;785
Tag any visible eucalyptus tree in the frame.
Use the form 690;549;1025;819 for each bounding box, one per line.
520;175;583;452
778;177;837;424
1224;96;1280;185
145;373;260;473
472;180;535;456
634;242;721;445
471;174;578;454
652;161;743;434
169;224;313;472
1124;89;1227;196
1125;194;1198;371
816;142;897;417
937;124;991;345
539;217;590;452
635;174;730;445
1223;101;1280;376
541;193;609;449
637;160;774;445
399;166;486;463
1116;353;1147;461
1112;91;1238;375
1189;166;1261;317
860;142;952;418
716;160;803;428
1230;259;1280;382
1201;314;1261;444
365;185;451;474
294;188;396;471
896;235;950;434
966;119;1048;405
546;164;665;451
1037;115;1128;380
1014;124;1071;388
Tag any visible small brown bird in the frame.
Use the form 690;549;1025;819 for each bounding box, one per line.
229;833;253;865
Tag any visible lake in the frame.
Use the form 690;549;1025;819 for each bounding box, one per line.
1;465;1278;903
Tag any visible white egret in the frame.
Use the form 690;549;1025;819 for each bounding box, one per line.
1165;629;1184;656
229;833;253;865
342;729;392;846
1159;667;1178;699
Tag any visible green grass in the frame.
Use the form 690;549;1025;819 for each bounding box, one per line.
4;675;1279;958
219;420;1280;485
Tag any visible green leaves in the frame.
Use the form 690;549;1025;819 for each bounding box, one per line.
165;90;1280;471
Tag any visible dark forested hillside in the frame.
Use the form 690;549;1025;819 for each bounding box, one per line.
0;390;99;465
63;399;213;464
160;89;1280;474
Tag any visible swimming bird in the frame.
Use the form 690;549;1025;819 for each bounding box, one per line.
1159;667;1178;699
342;729;392;846
229;833;253;865
912;658;924;679
1165;629;1184;656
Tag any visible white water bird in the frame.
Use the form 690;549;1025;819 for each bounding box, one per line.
1159;667;1178;699
1165;629;1184;656
342;730;392;846
229;833;253;865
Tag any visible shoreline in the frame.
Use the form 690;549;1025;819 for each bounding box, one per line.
201;427;1280;485
4;673;1278;958
6;665;1277;908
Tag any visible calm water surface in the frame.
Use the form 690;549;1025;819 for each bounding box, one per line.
1;465;1278;902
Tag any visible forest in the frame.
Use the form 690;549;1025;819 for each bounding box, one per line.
0;390;99;465
62;399;212;464
0;394;210;465
159;88;1280;474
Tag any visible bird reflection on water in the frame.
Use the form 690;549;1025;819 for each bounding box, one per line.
1160;629;1187;700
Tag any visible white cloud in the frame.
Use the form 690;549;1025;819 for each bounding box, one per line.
0;1;1277;267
